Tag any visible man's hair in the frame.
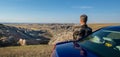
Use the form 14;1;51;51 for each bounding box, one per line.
80;14;88;23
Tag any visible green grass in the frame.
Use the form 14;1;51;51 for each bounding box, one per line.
0;45;53;57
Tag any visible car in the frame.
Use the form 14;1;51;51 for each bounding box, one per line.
51;26;120;57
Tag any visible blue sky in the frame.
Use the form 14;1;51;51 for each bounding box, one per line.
0;0;120;23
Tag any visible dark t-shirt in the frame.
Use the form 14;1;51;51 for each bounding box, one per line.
73;24;92;41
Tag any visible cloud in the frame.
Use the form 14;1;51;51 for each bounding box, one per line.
72;6;93;9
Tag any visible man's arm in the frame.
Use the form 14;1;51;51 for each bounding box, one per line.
73;27;83;41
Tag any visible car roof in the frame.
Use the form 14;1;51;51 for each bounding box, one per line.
102;26;120;32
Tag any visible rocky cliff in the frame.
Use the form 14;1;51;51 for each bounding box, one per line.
0;24;52;46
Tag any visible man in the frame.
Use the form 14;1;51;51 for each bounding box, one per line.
73;14;92;41
73;14;92;57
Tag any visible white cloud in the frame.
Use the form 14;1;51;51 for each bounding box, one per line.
72;6;93;9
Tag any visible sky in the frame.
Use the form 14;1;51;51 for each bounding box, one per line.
0;0;120;23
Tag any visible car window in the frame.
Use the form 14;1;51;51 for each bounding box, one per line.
80;29;120;57
88;29;120;51
105;30;120;39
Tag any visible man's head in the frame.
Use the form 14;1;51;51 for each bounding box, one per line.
80;14;88;25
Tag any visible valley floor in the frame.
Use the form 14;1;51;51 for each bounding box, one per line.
0;45;53;57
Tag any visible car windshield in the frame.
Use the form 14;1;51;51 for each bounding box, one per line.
89;29;120;50
79;29;120;57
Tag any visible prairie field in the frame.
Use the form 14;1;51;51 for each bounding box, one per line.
0;45;53;57
0;23;120;57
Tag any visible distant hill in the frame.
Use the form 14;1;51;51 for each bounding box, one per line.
0;24;53;47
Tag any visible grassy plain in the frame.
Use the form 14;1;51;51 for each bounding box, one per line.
0;45;53;57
